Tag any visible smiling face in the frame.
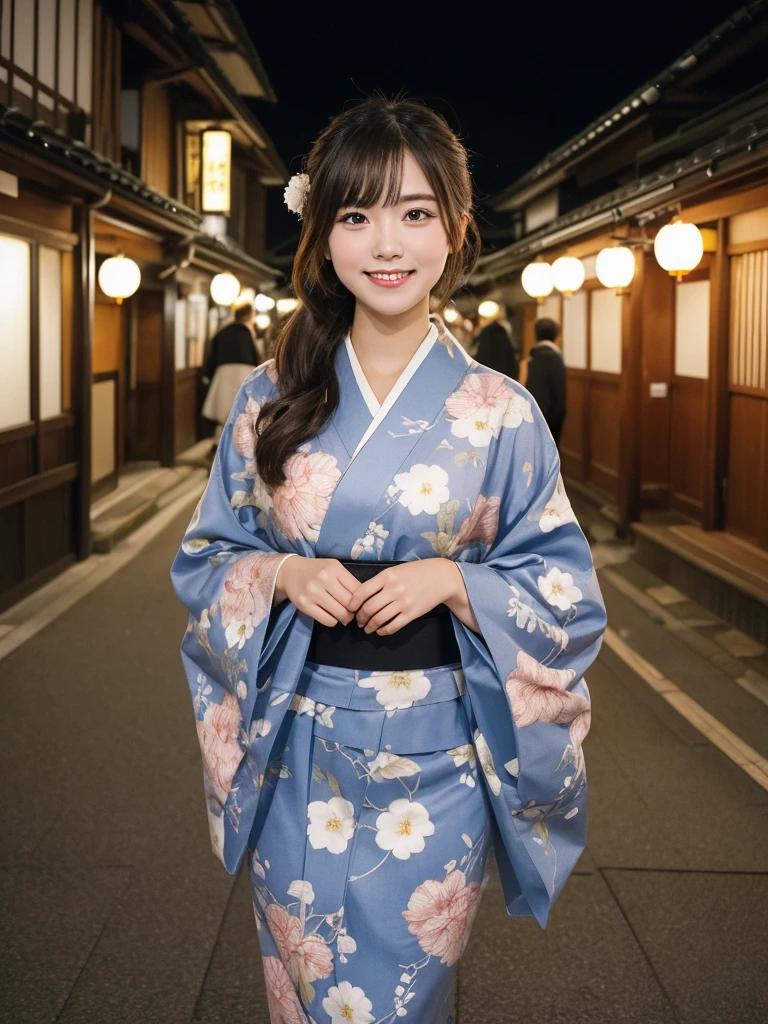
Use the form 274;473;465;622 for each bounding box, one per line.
326;149;454;320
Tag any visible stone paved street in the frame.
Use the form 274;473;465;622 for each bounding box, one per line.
2;493;768;1024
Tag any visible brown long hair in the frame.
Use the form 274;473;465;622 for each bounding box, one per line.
255;96;481;487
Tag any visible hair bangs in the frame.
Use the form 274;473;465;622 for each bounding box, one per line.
334;134;405;211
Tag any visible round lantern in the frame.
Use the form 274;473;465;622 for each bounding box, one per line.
653;219;703;281
552;256;585;297
521;261;554;302
443;306;460;323
210;272;241;306
276;297;299;315
255;313;271;330
478;300;500;319
97;254;141;304
595;246;636;291
254;292;276;313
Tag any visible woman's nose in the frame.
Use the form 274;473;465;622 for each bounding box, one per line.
373;221;403;261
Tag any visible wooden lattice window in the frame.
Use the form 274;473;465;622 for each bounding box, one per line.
730;250;768;391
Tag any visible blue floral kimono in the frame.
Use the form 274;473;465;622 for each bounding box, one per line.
170;316;606;1024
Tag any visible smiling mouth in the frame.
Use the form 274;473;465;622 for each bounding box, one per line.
364;270;415;281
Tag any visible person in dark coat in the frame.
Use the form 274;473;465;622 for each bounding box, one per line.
524;317;566;446
201;302;261;446
474;318;520;380
202;302;260;383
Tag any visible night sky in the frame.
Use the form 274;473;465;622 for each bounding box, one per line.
232;1;744;254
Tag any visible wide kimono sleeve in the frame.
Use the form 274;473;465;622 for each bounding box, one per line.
169;364;311;873
453;386;607;929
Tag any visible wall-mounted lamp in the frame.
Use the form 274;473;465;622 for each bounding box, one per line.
97;254;141;304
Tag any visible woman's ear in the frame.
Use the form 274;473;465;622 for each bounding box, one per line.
449;212;470;254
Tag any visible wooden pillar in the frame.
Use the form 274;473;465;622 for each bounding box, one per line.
73;201;95;559
160;278;176;467
703;218;730;531
618;249;645;535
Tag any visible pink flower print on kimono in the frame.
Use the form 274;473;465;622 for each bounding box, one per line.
262;956;308;1024
219;551;275;649
402;869;483;967
445;372;533;448
506;650;591;782
454;494;500;550
232;395;262;463
270;446;341;543
266;903;334;1004
196;691;243;805
357;669;431;710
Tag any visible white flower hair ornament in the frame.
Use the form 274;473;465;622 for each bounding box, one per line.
284;172;311;218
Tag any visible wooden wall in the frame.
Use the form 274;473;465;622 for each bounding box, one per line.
141;84;174;198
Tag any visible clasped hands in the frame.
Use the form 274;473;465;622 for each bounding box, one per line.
275;556;467;635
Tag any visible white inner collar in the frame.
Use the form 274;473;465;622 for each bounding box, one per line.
345;321;439;417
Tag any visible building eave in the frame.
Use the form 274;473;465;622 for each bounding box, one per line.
174;0;278;103
474;105;768;284
0;106;202;233
491;1;768;212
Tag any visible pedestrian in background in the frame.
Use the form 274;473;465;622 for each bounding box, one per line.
474;314;520;379
521;316;566;445
201;302;261;443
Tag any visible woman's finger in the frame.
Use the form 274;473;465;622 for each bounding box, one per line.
317;593;355;626
356;589;395;627
335;563;364;596
363;600;399;634
324;575;357;612
346;574;385;612
375;612;412;636
306;603;340;628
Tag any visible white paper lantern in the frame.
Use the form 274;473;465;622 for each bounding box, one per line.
552;256;585;297
255;313;271;330
254;292;276;312
443;307;460;323
521;261;554;301
276;297;299;315
653;220;703;281
210;272;241;306
595;247;636;290
98;255;141;304
478;300;500;319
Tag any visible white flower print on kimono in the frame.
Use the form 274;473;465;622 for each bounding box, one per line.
539;473;577;533
307;796;356;854
394;463;449;515
357;669;432;710
323;981;375;1024
538;566;583;611
376;798;435;859
366;752;421;781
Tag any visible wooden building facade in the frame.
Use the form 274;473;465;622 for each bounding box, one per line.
473;3;768;554
0;0;285;610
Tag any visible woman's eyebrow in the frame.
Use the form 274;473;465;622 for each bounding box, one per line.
397;193;438;204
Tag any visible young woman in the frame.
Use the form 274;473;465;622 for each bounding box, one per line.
171;97;606;1024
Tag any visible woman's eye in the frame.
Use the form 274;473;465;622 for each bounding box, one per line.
405;209;433;222
340;212;367;225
